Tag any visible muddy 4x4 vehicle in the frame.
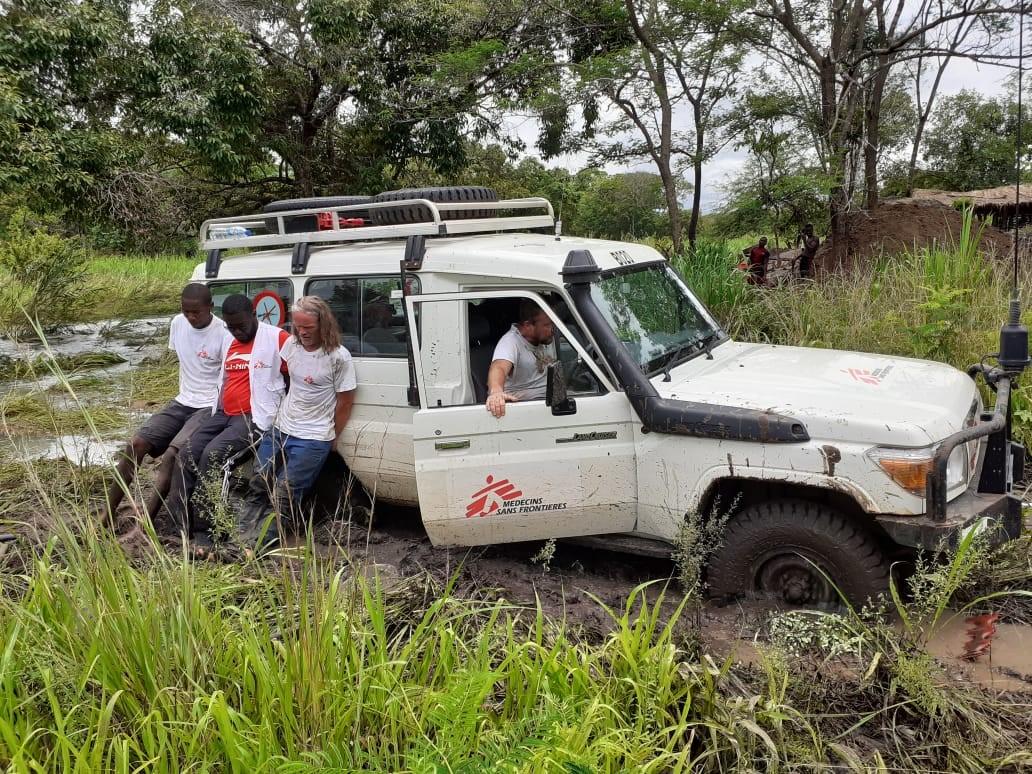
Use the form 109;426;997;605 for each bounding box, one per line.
194;187;1027;605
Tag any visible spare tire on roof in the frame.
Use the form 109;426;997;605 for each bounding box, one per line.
370;186;498;226
262;196;373;234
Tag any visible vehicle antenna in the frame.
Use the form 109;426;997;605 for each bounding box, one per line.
998;0;1030;374
1014;0;1025;291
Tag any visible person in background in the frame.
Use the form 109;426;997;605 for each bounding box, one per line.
796;223;820;279
246;296;357;541
167;293;289;549
105;283;224;524
485;301;557;418
743;237;770;285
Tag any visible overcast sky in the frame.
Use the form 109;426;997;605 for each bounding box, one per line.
499;54;1017;214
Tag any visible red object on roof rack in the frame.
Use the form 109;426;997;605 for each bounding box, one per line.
317;212;366;230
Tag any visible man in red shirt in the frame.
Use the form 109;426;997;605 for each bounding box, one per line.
167;293;289;545
743;237;770;285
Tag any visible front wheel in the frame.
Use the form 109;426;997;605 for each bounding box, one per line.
706;500;890;607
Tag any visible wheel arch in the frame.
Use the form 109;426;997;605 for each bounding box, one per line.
696;475;896;549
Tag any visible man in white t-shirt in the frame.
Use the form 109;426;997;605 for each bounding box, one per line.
247;295;357;536
485;301;557;418
105;283;225;522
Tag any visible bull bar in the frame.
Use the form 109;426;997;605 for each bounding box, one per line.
892;367;1027;550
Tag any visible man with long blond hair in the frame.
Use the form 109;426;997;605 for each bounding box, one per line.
250;296;356;532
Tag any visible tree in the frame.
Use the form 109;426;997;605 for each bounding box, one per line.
755;0;1016;266
717;92;827;242
919;89;1032;191
575;171;667;239
901;11;982;195
0;0;565;247
546;0;749;252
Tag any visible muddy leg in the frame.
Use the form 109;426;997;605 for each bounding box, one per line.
144;448;178;521
105;437;151;524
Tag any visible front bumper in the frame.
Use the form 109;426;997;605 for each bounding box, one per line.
875;490;1023;550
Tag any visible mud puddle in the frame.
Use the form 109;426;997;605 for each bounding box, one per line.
924;613;1032;692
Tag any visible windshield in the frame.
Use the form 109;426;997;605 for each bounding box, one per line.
590;264;724;376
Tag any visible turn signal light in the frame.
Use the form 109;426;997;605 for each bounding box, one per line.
875;457;934;495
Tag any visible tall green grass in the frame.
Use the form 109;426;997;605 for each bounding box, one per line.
85;254;196;321
0;512;818;772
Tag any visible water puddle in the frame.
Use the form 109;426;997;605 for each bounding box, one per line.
924;612;1032;692
2;434;123;466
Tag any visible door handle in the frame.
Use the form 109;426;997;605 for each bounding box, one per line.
435;440;470;451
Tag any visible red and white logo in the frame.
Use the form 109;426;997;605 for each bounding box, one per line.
466;475;523;518
843;364;894;385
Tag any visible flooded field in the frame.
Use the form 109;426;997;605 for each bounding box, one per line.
0;316;167;461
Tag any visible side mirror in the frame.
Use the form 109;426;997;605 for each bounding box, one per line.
546;361;577;416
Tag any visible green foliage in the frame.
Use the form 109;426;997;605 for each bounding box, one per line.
576;171;666;239
0;510;819;771
671;239;749;313
0;208;89;330
919;90;1032;191
672;496;735;599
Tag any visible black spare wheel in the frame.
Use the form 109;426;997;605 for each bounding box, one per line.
706;500;890;607
263;196;373;234
370;186;498;226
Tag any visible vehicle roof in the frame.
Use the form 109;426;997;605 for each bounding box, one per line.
191;232;666;285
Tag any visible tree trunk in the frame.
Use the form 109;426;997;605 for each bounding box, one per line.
864;53;890;210
686;101;704;249
906;59;949;196
295;118;319;196
660;162;683;254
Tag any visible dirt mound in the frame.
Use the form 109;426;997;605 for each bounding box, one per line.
817;198;1016;269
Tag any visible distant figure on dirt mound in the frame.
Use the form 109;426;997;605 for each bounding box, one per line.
742;237;770;285
104;283;225;525
167;293;289;552
796;224;820;279
243;296;357;545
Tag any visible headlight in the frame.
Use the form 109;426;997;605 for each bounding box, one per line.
945;444;969;490
867;444;969;496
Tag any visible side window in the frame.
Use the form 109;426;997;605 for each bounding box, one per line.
415;296;602;409
306;276;418;357
208;280;294;329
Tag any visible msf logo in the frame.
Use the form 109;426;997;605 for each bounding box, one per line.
843;364;894;386
466;475;523;518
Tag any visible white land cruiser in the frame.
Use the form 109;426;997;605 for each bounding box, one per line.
194;187;1025;605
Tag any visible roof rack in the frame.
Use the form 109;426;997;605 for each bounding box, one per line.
198;197;556;252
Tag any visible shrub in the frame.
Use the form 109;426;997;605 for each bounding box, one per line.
0;208;89;332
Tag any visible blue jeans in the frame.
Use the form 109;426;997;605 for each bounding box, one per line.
255;428;333;510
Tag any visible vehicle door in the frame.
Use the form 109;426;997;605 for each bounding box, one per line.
405;289;639;546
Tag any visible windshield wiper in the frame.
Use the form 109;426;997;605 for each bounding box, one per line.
698;331;719;360
658;331;720;381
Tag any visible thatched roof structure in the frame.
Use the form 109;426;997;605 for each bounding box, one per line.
912;186;1032;230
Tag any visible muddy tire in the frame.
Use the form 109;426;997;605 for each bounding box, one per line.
263;196;372;234
706;500;889;607
370;186;498;225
